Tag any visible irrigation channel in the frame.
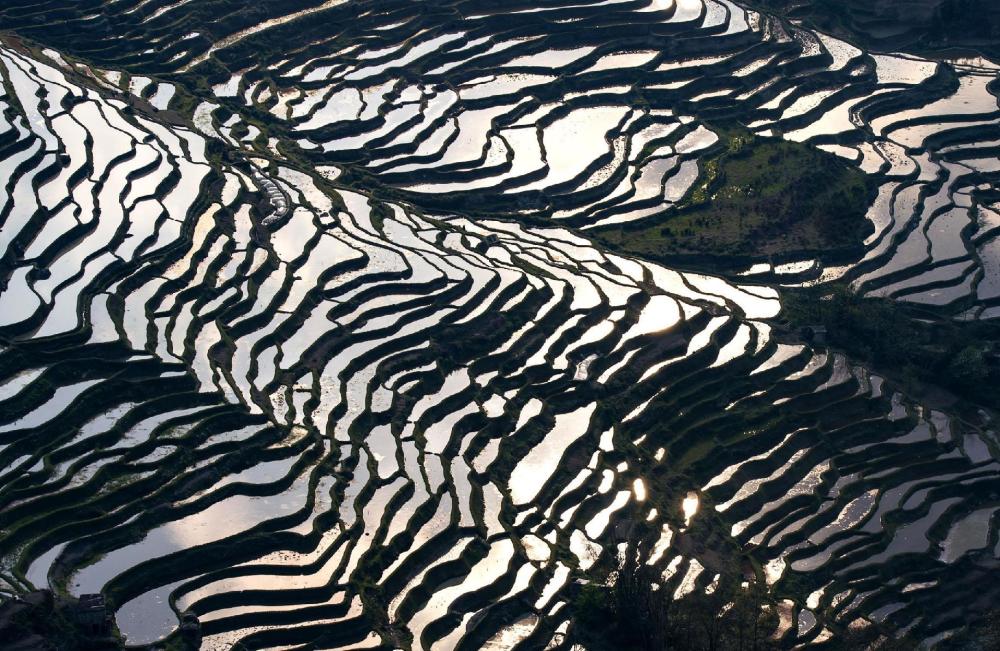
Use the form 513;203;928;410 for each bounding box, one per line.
0;0;999;648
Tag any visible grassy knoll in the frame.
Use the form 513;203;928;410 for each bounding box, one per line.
594;128;877;269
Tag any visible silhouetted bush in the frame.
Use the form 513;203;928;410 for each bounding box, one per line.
573;555;778;651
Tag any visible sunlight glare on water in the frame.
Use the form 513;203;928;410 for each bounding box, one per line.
682;491;700;527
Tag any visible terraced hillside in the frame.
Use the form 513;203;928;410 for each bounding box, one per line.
754;0;1000;61
0;0;999;649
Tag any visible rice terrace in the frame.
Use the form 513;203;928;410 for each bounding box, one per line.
0;0;999;649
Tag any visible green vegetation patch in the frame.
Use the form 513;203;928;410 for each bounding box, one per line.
595;129;877;268
782;285;1000;410
751;0;1000;60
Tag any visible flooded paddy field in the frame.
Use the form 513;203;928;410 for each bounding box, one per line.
0;0;999;648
